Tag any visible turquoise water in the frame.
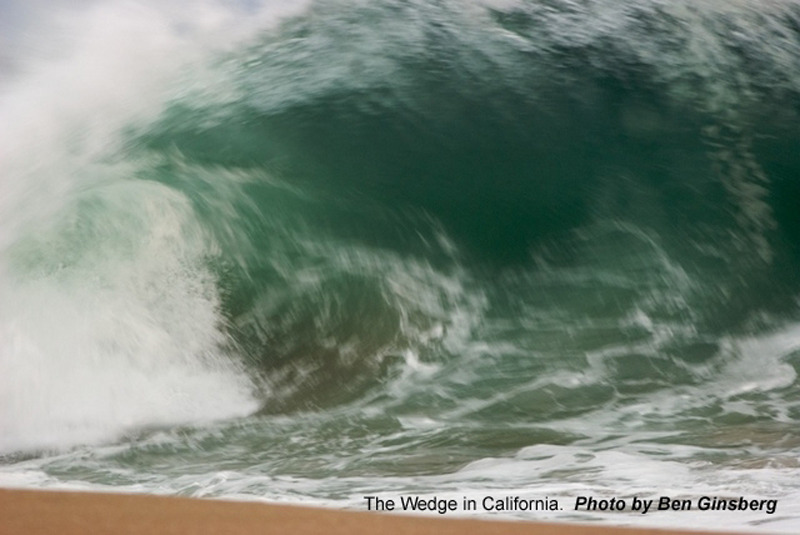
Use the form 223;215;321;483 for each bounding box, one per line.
2;0;800;531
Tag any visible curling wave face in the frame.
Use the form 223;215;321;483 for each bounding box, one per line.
2;0;800;531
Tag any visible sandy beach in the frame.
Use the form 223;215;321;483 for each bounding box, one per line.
0;489;742;535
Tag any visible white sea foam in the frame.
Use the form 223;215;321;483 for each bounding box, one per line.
0;0;310;453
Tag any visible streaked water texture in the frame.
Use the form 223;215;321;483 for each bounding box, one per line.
2;0;800;531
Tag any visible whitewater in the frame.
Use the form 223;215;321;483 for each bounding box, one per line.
2;0;800;532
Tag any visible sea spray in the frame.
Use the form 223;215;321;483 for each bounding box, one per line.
1;0;800;532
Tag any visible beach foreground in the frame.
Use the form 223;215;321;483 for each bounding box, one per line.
0;489;741;535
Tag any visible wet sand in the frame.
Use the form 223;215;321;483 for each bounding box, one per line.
0;488;742;535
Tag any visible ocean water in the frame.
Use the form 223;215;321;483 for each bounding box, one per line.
2;0;800;531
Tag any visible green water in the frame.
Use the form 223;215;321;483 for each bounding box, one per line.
2;0;800;531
